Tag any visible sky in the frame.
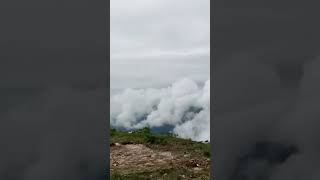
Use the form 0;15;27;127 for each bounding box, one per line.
110;0;210;89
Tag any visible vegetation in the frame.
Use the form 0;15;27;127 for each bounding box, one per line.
110;127;210;180
110;168;209;180
110;127;210;157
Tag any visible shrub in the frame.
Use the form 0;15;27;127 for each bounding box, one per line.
110;128;117;136
133;126;152;135
203;151;210;157
145;134;167;145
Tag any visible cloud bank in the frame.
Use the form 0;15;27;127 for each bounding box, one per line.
110;78;210;141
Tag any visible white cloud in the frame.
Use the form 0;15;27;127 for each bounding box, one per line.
110;78;210;141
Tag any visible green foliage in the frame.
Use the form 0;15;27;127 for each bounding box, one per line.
144;134;167;145
110;168;206;180
110;126;210;156
110;126;169;145
110;128;117;136
133;126;151;134
203;151;210;157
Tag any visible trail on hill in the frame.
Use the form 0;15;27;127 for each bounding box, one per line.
110;143;210;179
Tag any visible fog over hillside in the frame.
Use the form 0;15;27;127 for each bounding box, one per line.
110;78;210;141
110;0;210;142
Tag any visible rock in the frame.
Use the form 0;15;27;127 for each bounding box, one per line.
180;175;186;178
113;161;120;167
187;159;200;167
145;163;153;166
193;167;202;171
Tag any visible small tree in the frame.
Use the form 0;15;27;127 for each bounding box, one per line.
134;126;151;134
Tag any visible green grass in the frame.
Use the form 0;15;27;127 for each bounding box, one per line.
111;168;209;180
110;127;167;145
110;127;210;157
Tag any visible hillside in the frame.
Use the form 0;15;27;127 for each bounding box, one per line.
110;128;210;180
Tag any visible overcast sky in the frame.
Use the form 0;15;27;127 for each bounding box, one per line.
111;0;210;89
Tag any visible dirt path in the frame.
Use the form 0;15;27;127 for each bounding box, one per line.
110;143;210;179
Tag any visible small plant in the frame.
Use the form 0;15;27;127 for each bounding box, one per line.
203;151;210;157
144;134;167;145
133;126;151;134
110;128;117;136
166;132;178;138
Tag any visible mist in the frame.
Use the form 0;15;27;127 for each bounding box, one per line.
110;78;210;141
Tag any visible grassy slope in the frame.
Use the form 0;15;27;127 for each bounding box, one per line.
110;127;210;180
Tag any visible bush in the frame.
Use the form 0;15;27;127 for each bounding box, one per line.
110;128;117;136
133;127;151;134
203;151;210;157
145;134;167;145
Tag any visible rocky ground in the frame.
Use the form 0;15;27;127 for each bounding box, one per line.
110;128;210;179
